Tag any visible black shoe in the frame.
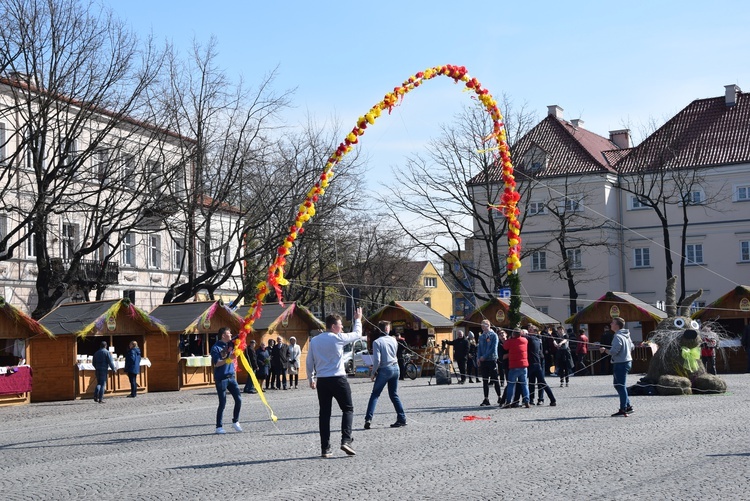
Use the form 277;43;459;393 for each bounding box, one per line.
321;447;332;458
550;401;557;407
537;400;544;406
468;379;474;383
390;421;407;428
480;399;491;407
126;395;135;398
340;442;356;456
625;405;634;414
364;421;371;430
529;400;535;406
611;409;628;417
523;402;531;408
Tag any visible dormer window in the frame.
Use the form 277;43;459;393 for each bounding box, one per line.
521;146;547;172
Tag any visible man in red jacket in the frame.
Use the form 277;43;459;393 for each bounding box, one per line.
501;329;530;408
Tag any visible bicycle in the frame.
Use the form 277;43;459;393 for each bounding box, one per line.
402;352;419;380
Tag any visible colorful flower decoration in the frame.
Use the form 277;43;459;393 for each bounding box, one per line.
237;64;521;348
75;298;167;338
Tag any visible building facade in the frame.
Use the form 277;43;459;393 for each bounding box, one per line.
0;76;243;315
470;85;750;340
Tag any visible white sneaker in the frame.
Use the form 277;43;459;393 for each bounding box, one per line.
232;422;243;432
215;427;226;434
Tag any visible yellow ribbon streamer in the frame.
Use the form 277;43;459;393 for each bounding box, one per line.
238;350;278;422
681;346;700;372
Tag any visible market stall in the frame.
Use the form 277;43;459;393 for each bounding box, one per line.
149;300;243;391
36;298;166;402
236;302;324;384
367;301;454;376
456;297;560;334
0;296;53;406
566;291;667;374
692;285;750;372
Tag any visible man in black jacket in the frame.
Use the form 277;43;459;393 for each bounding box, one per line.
243;340;259;393
445;331;469;383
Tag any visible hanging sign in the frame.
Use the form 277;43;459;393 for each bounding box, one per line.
106;315;117;332
609;305;620;318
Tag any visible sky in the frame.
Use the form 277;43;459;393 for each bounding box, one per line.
106;0;750;191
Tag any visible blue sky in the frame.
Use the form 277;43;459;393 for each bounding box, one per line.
108;0;750;188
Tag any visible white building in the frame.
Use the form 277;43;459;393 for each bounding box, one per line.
470;85;750;340
0;75;243;315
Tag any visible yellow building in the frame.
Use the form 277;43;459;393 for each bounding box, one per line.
411;261;453;319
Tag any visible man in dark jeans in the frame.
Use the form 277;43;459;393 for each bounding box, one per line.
210;327;242;434
445;331;469;383
92;341;117;403
306;307;363;458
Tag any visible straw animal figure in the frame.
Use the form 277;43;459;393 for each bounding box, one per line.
631;276;727;396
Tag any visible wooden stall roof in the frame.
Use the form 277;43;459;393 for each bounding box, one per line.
0;296;53;339
368;301;454;329
150;301;243;333
692;285;750;320
456;298;560;328
236;302;325;331
39;299;167;337
565;291;666;325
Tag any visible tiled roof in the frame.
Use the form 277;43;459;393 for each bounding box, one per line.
470;116;618;184
615;92;750;173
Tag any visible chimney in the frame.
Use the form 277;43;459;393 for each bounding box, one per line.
725;84;741;107
570;119;584;129
609;129;631;149
547;105;564;119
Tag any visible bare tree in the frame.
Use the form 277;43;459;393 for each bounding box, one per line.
0;0;169;317
524;174;614;315
380;98;537;302
156;36;294;303
616;120;728;303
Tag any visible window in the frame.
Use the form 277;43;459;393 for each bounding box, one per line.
0;122;6;164
686;244;704;265
736;184;750;201
424;277;437;288
0;214;6;255
741;241;750;262
423;297;431;308
634;248;650;268
559;198;582;213
521;147;546;172
147;161;162;191
172;163;186;196
148;234;161;269
96;229;111;262
630;196;648;209
568;305;584;316
531;251;547;271
537;306;549;315
683;189;705;205
26;223;37;258
122;155;136;189
173;238;185;269
196;240;206;272
122;232;136;267
95;147;111;185
25;129;34;169
60;137;78;174
566;249;582;269
123;290;136;303
528;201;546;215
61;223;78;262
690;300;706;315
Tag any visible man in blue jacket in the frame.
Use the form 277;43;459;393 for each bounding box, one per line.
477;319;502;407
124;340;142;398
211;327;242;434
92;341;117;403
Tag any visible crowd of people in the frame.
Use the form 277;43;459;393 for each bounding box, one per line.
205;313;737;456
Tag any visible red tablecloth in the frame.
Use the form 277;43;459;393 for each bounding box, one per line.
0;366;32;395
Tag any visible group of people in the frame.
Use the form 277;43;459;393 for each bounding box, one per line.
91;340;142;403
468;317;635;417
241;335;302;393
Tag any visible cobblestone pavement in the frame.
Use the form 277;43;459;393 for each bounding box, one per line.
1;373;748;500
